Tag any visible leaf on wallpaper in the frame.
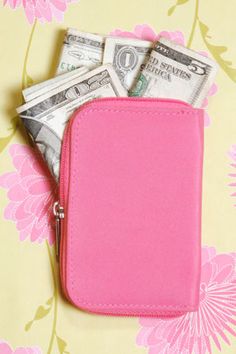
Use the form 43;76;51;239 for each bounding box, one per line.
56;335;70;354
46;296;54;305
26;73;34;87
168;0;190;16
25;296;54;331
199;21;236;82
0;116;19;153
23;72;34;90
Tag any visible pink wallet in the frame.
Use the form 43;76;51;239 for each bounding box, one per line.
55;97;204;316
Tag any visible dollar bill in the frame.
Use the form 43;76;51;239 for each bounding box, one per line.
57;28;105;74
131;37;218;107
17;64;127;181
23;66;89;101
103;37;152;92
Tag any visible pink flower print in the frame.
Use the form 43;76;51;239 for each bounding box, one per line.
0;341;42;354
110;24;159;42
137;246;236;354
157;30;185;45
110;24;218;126
229;144;236;162
0;144;57;245
110;25;185;44
3;0;77;24
228;144;236;206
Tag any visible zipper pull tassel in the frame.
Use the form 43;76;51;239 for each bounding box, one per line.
53;201;64;260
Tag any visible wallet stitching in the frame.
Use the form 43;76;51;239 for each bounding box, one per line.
69;106;200;309
69;302;196;309
73;108;196;116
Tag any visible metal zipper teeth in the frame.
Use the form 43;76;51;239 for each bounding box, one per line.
58;113;75;300
57;97;194;317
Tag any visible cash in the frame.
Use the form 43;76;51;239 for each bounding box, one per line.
103;37;152;92
57;28;105;74
16;29;219;184
23;66;88;101
17;64;127;180
131;37;218;107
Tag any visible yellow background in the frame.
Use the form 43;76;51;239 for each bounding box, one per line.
0;0;236;353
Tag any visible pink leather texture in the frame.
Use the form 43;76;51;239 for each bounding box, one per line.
59;97;204;316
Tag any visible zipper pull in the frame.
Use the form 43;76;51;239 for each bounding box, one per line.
53;201;64;261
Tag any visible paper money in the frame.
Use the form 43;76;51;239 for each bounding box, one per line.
17;64;127;181
57;28;105;74
131;37;218;107
23;67;88;101
103;37;152;92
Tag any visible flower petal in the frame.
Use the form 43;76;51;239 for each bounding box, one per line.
0;342;12;354
134;24;157;41
0;172;19;188
7;183;27;202
24;3;36;24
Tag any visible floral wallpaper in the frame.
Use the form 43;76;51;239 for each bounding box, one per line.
137;247;236;354
0;0;236;353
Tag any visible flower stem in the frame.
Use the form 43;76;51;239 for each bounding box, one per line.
187;0;199;48
0;20;37;153
46;241;58;354
21;20;37;90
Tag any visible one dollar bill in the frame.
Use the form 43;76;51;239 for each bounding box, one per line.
131;37;218;107
103;36;152;92
17;64;127;181
57;28;105;74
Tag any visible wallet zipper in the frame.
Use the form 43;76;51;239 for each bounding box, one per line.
53;201;64;260
53;107;75;301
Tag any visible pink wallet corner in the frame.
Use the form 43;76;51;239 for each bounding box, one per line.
58;97;204;317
